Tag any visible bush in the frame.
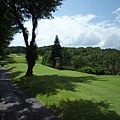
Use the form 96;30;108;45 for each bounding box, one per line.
79;66;96;74
4;57;15;64
95;67;106;75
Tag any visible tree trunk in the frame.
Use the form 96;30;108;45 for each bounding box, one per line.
25;51;35;76
13;9;38;76
25;17;38;76
25;44;37;76
26;62;35;76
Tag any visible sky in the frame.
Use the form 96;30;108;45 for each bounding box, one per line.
11;0;120;48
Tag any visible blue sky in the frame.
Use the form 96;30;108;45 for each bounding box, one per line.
54;0;120;21
12;0;120;48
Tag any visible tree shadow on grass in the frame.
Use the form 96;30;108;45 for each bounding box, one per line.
13;75;97;97
49;99;120;120
6;66;23;80
10;71;23;79
7;66;16;71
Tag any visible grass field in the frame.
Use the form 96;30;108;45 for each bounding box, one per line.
5;63;120;120
8;54;42;63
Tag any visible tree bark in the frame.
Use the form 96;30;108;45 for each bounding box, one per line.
14;12;38;76
3;2;38;76
25;49;36;76
25;16;38;76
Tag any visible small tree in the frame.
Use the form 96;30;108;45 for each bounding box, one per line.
51;35;62;67
1;0;64;76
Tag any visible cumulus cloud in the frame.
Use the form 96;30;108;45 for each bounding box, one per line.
12;13;120;48
112;7;120;23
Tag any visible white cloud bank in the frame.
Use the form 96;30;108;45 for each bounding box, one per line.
12;8;120;48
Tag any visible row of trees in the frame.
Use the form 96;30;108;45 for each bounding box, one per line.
40;37;120;75
9;36;120;75
8;44;120;75
43;47;120;75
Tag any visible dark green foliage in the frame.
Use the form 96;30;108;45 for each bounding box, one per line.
38;46;52;56
79;66;96;74
41;50;52;66
103;49;120;75
71;55;88;69
42;35;62;67
51;35;62;67
1;0;64;76
4;56;15;64
61;48;71;66
9;46;26;54
0;2;18;59
41;46;120;75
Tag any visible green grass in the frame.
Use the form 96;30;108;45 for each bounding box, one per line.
8;54;26;63
5;63;120;120
8;54;42;63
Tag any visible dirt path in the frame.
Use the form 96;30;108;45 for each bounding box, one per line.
0;68;60;120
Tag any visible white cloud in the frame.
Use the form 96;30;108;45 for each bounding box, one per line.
12;14;120;49
112;7;120;23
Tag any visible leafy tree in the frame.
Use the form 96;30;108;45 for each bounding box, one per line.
61;47;71;67
40;45;120;75
103;49;120;75
41;50;52;66
0;2;17;60
71;55;88;69
1;0;64;76
38;46;52;56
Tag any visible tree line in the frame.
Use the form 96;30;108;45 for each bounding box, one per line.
7;45;120;75
41;46;120;75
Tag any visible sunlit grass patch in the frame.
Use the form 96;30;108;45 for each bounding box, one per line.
5;63;120;119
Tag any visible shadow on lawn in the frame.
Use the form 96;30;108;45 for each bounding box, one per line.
9;71;120;120
7;66;23;79
7;66;16;71
13;75;97;97
49;99;120;120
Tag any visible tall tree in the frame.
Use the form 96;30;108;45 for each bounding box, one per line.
0;2;17;60
1;0;64;76
51;35;62;67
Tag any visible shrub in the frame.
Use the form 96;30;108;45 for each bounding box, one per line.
79;66;96;74
4;57;15;64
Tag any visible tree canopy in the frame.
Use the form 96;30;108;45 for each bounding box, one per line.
0;2;17;60
41;46;120;75
1;0;64;76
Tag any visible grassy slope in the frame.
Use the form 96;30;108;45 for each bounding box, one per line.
5;63;120;120
8;54;42;63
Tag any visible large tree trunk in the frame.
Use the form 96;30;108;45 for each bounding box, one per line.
25;43;38;76
14;13;38;76
25;16;38;76
25;48;36;76
2;1;38;77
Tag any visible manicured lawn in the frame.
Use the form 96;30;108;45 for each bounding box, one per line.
8;54;26;63
5;63;120;120
8;54;42;63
